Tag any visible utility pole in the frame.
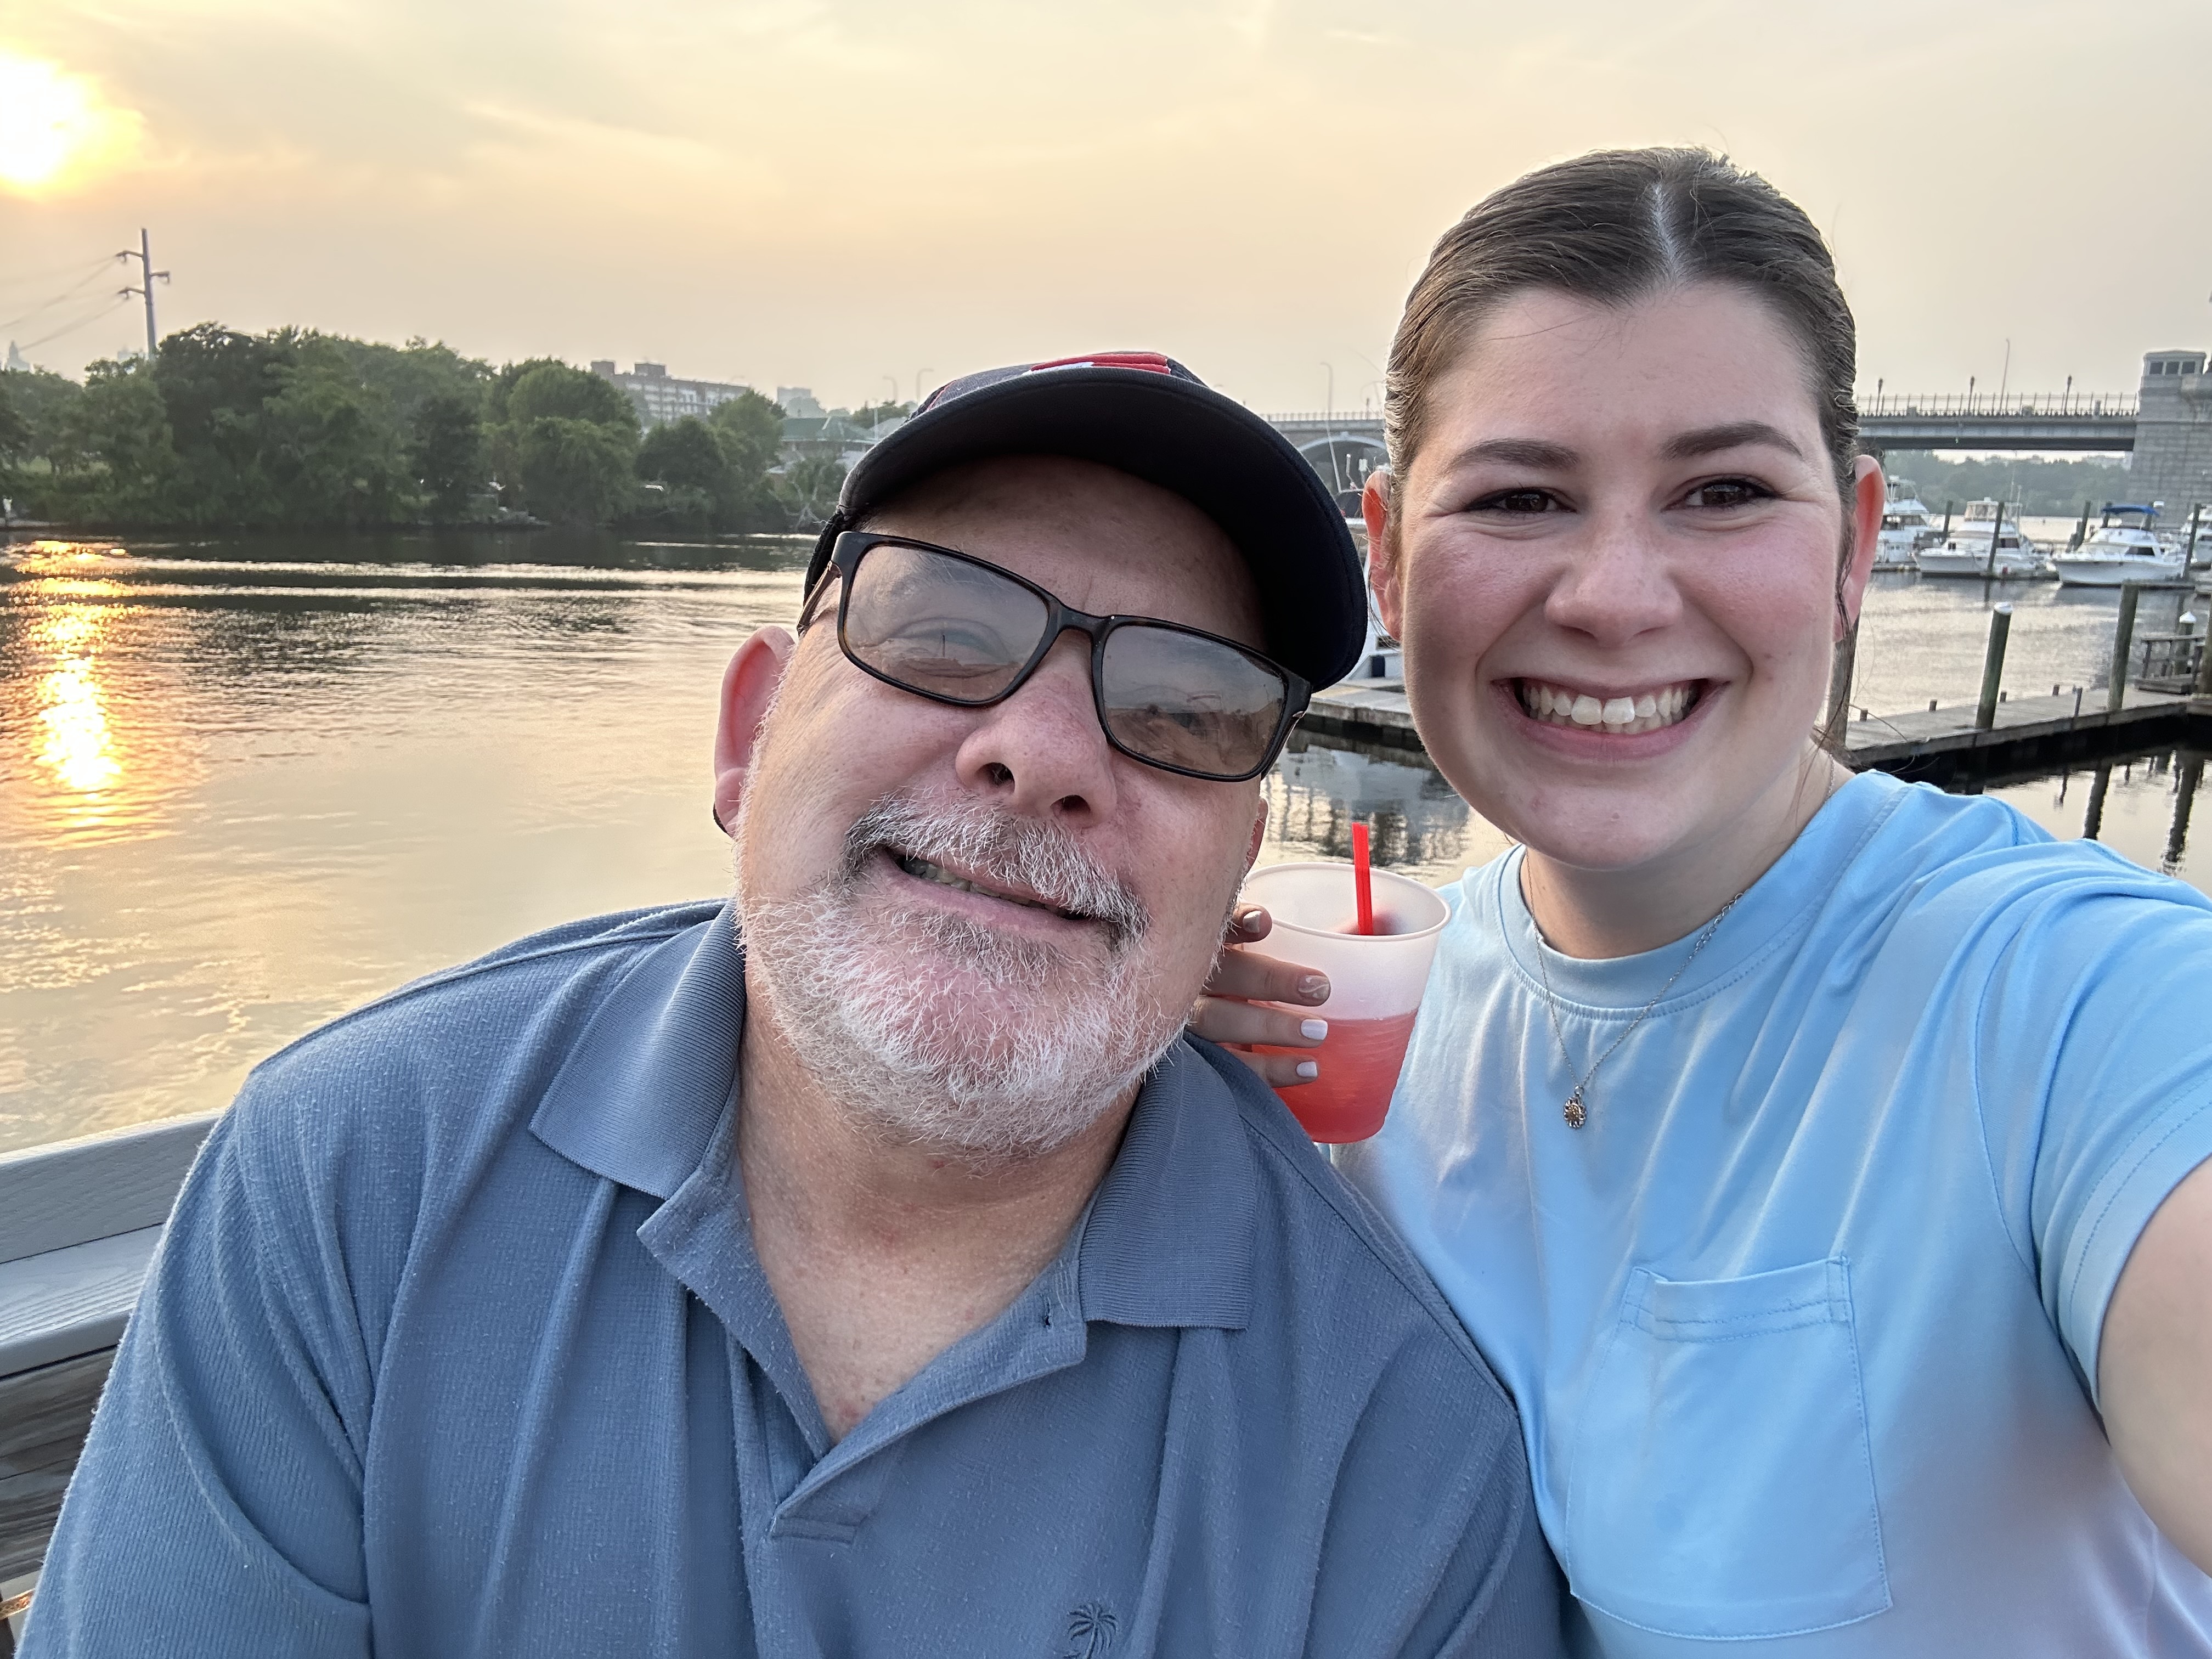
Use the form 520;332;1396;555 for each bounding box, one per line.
117;228;169;359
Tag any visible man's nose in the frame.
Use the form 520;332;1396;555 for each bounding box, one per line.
1542;502;1684;646
952;630;1119;823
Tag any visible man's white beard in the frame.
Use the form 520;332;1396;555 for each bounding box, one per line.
735;790;1198;1167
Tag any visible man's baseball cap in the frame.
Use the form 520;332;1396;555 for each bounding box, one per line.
805;352;1367;689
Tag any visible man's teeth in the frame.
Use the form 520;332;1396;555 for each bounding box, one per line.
894;853;1082;920
1517;680;1696;734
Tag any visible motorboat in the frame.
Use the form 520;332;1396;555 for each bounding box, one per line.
1873;483;1940;571
2052;504;2186;587
1914;499;2048;579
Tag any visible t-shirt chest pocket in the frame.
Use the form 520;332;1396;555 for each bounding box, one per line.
1564;1257;1891;1640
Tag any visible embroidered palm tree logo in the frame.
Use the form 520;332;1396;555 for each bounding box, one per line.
1063;1600;1119;1657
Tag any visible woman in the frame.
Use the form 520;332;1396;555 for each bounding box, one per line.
1202;149;2212;1654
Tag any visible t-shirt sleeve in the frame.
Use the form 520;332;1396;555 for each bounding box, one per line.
22;1073;377;1656
1975;880;2212;1408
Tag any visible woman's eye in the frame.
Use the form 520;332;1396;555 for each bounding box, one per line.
1681;478;1771;509
1468;487;1561;516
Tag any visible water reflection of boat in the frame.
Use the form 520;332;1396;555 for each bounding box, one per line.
1914;500;2049;578
2052;505;2186;587
1873;482;1940;571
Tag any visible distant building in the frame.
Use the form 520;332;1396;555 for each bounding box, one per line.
4;340;30;373
589;360;755;428
2131;350;2212;517
776;386;825;418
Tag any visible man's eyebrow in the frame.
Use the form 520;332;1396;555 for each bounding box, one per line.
1436;437;1580;472
1661;421;1808;462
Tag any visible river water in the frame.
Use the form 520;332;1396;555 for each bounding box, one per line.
3;528;2205;1154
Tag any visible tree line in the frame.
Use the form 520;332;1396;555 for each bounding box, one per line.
0;324;826;533
1880;452;2139;518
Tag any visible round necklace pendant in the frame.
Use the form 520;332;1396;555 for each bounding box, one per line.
1564;1088;1587;1130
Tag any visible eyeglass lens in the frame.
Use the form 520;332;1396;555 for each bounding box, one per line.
841;541;1286;778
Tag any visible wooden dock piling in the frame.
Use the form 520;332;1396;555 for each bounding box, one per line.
2111;583;2144;714
1975;605;2012;731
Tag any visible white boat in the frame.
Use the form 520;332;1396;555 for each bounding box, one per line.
2052;504;2186;587
1873;484;1940;571
1914;499;2047;578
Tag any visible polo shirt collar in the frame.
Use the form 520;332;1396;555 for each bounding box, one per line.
530;901;1258;1331
531;902;745;1200
1076;1039;1257;1331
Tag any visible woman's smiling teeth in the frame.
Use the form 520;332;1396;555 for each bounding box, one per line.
1516;679;1698;735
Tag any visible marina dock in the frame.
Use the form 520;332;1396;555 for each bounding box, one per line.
1303;681;2208;788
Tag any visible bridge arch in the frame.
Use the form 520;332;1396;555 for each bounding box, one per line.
1297;433;1389;501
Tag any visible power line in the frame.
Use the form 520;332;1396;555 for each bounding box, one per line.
0;253;116;296
0;259;123;333
17;292;134;354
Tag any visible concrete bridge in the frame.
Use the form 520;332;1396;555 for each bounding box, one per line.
1855;392;2137;455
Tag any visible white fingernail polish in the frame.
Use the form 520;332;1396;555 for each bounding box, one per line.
1295;1060;1319;1079
1301;1019;1328;1040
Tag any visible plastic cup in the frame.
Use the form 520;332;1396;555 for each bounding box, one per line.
1237;860;1449;1143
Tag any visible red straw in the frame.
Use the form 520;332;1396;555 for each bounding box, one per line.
1352;821;1375;935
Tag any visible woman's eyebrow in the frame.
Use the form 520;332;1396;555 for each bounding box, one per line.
1661;421;1808;461
1440;437;1580;471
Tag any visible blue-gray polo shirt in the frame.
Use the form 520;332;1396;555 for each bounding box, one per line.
29;902;1561;1658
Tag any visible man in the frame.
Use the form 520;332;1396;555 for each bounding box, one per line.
27;354;1560;1656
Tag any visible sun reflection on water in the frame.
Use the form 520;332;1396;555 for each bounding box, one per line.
7;543;154;840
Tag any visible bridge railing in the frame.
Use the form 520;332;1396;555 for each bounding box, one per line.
1857;391;2137;419
1262;411;1385;426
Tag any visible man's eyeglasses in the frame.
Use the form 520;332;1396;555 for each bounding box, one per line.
805;531;1310;782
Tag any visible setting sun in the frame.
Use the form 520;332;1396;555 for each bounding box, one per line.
0;49;140;195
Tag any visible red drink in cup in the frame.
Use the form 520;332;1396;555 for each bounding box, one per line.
1237;861;1450;1143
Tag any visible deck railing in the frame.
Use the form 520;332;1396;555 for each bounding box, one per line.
1857;391;2138;419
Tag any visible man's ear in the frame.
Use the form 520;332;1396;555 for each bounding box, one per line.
712;626;796;837
1362;471;1405;640
1243;791;1270;874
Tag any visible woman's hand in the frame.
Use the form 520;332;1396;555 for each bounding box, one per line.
1192;905;1333;1087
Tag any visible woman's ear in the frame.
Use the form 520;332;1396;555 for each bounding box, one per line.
1362;471;1406;639
1839;456;1884;636
712;626;797;836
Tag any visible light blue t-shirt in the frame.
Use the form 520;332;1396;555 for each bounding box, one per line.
1340;770;2212;1656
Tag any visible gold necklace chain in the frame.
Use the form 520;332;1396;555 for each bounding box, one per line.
1532;889;1745;1130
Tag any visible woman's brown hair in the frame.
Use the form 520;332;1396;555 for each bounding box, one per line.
1385;148;1860;505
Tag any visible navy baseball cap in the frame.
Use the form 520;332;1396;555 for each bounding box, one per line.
805;352;1366;689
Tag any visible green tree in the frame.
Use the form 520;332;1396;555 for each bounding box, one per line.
0;375;29;466
514;416;636;526
151;323;296;523
708;391;787;528
773;455;847;529
504;363;639;435
259;338;411;526
410;393;487;521
488;361;637;523
340;337;490;431
635;415;770;529
60;359;179;522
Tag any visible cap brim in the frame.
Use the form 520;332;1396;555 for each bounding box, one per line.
809;365;1366;689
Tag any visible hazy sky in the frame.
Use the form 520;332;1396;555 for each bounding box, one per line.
2;0;2207;411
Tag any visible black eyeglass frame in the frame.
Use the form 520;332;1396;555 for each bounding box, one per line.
807;529;1312;783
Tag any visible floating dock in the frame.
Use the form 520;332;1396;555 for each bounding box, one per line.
1303;681;2208;788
